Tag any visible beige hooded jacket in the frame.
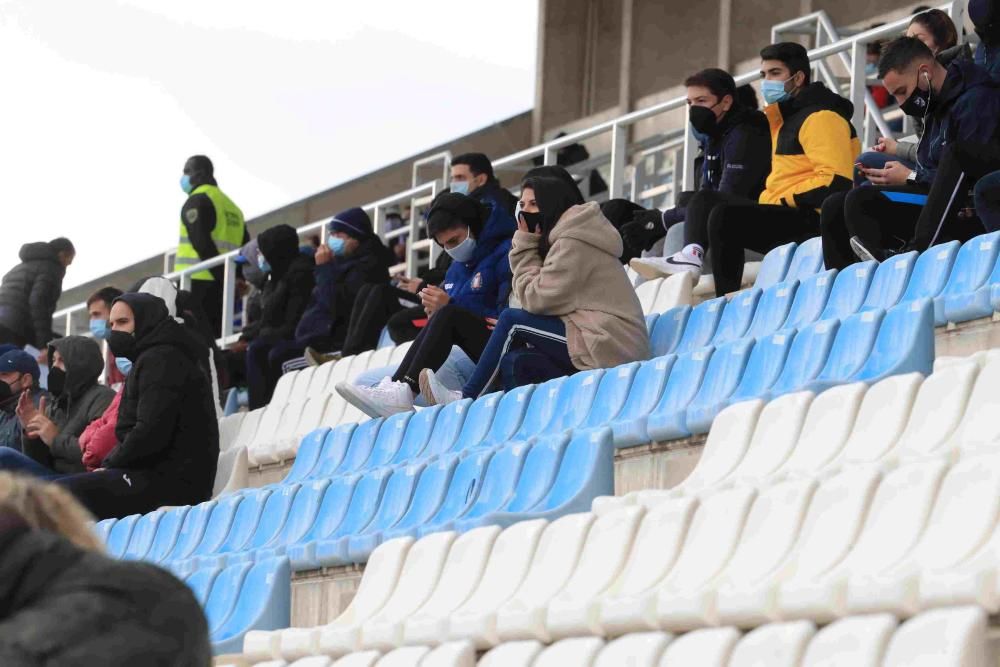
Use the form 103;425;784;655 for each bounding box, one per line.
509;202;651;370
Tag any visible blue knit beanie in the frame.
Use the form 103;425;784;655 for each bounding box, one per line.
328;207;373;239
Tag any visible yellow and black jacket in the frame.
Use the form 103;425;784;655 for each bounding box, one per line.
760;82;861;210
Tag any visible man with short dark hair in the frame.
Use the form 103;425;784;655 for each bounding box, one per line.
0;238;75;351
0;350;43;452
450;152;518;216
626;67;772;279
85;286;125;387
821;36;1000;268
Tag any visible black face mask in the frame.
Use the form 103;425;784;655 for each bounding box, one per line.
0;381;15;409
108;330;138;361
900;72;932;118
519;210;545;233
689;104;721;137
47;367;66;398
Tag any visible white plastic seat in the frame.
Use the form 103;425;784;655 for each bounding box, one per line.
307;361;339;398
291;657;335;667
321;355;359;426
366;346;395;373
219;412;246;452
830;374;923;469
801;613;897;667
658;479;816;632
652;273;694;314
533;637;605;667
389;342;412;367
232;407;264;453
446;519;547;648
595;632;672;666
251;399;309;466
401;526;502;647
726;392;814;487
670;400;764;496
418;640;475;667
882;606;989;667
636;279;664;314
212;446;249;498
778;460;947;623
270;394;333;463
341;352;377;424
477;640;543;667
773;383;866;480
952;358;1000;456
330;653;380;667
287;367;318;406
715;467;880;628
373;646;430;666
271;370;300;407
544;506;646;640
729;620;815;667
246;403;287;465
658;627;741;666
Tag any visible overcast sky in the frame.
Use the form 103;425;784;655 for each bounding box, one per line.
0;0;538;288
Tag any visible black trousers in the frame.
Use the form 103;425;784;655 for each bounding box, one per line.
342;284;420;356
58;469;210;520
684;190;820;296
392;304;492;392
387;305;430;345
190;279;223;338
0;324;27;348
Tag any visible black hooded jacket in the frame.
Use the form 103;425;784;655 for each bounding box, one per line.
241;225;315;343
22;337;114;474
102;293;219;501
0;243;67;348
0;516;211;666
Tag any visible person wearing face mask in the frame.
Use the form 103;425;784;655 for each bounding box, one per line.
821;36;1000;268
57;293;219;519
85;286;125;388
337;191;515;417
449;153;519;216
626;68;771;279
176;154;249;338
0;350;44;452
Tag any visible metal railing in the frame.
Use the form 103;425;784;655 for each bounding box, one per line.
50;2;959;347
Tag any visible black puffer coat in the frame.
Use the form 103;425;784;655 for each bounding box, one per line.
0;514;211;666
241;224;315;343
0;243;66;348
102;293;219;502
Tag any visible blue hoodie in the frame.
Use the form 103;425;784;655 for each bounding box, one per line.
441;198;516;319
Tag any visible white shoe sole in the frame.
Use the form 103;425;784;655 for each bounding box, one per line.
850;236;878;263
419;369;441;406
335;381;406;418
629;257;701;280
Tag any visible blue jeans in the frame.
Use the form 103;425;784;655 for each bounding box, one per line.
0;448;65;480
975;170;1000;233
462;308;575;398
855;151;916;186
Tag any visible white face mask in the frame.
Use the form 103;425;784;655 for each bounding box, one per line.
444;232;477;263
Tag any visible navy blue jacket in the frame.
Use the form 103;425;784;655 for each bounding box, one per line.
915;60;1000;185
441;199;515;319
975;42;1000;81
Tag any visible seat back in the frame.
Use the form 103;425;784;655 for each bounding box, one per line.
837;373;923;466
730;392;814;485
232;408;264;451
274;400;308;444
338;536;414;625
287;367;317;405
579;363;639;431
785;269;836;330
660;627;741;666
413;525;501;619
779;383;866;477
329;468;394;540
952;358;1000;450
646;348;715;438
819;261;876;321
613;355;675;425
239;485;300;552
635;278;663;314
852;299;935;383
362;412;412;469
533;428;614;513
479;641;544;667
535;638;605;666
745;281;798;340
558;506;645;602
939;231;1000;299
813;309;883;386
145;506;191;563
358;464;426;537
293;394;332;439
374;531;457;623
547;370;604;433
711;288;761;346
501;512;595;609
425;450;495;529
861;251;917;312
727;330;795;404
270;371;299;407
306;359;338;397
754;242;797;290
184;567;220;606
883;607;989;667
894;360;978;460
307;423;358;480
272;479;330;548
729;621;816;667
448;392;503;454
685;338;755;432
296;474;361;545
645;313;660;337
509;377;567;442
105;514;140;558
596;632;672;666
785;237;824;283
653;271;695;313
248;403;284;449
331;418;384;476
209;489;270;556
213;446;249;498
213;558;291;644
768;319;839;398
203;561;252;634
389;405;441;465
459;442;531;521
901;241;960;302
680;400;763;492
165;500;219;561
282;427;332;485
386;455;460;536
121;511;162;560
419;398;472;460
650;306;692;357
674;297;726;354
611;497;698;598
219;412;246;452
500;434;570;513
802;614;897;667
476;384;536;450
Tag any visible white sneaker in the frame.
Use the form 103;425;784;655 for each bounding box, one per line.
336;377;414;418
630;250;702;280
419;368;463;407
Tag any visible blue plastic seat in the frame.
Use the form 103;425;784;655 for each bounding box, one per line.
482;377;566;449
543;370;605;436
244;479;331;563
644;348;715;443
200;486;298;568
412;449;494;538
286;474;361;571
469;384;536;451
163;500;219;563
765;318;839;400
95;518;116;545
807;309;884;392
710;289;761;346
121;510;164;561
745;281;798;339
818;261;876;321
899;241;959;315
938;232;1000;324
577;362;640;432
726;329;796;406
210;557;291;656
305;423;358;480
444;392;504;455
417;398;472;461
344;463;429;564
182;490;269;574
784;237;824;283
610;355;676;448
387;405;440;466
645;313;660;336
203;561;252;637
326;418;384;477
358;412;413;471
784;269;836;330
105;514;140;559
649;306;691;357
311;467;395;567
860;251;917;312
852;299;935;383
279;426;332;485
754;242;798;290
668;338;754;440
379;455;460;544
674;297;726;354
184;567;220;606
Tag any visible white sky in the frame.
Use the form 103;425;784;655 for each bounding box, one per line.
0;0;538;288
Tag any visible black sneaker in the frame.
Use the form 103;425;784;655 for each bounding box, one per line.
849;236;899;263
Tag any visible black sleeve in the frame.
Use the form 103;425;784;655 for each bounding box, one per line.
259;270;314;341
28;268;62;349
716;124;773;200
181;194;223;281
419;252;453;286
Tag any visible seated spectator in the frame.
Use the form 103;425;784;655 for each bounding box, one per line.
0;337;114;479
971;0;1000;80
57;293;219;519
602;199;647;263
86;286;125;388
293;208;393;363
975;169;1000;231
239;224;315;409
821;37;1000;268
382;252;453;348
421;176;651;405
0;350;43;452
0;473;211;665
625;68;772;279
0;238;75;356
450;152;519;215
221;238;267;388
78;390;123;472
337;190;515;416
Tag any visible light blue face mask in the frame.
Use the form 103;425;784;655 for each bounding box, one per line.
115;357;133;376
327;236;347;256
449;180;470;196
89;318;110;340
257;255;272;274
761;78;792;105
445;232;477;264
865;62;878;77
180;174;193;194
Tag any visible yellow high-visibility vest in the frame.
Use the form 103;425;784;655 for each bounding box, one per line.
176;184;245;281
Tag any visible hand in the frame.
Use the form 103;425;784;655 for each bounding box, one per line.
15;391;39;429
397;277;422;294
26;413;58;446
36;348;48;366
314;244;333;266
861;161;913;186
229;339;249;354
620;210;667;251
872;136;898;156
420;286;451;317
516;216;542;235
485;317;497;330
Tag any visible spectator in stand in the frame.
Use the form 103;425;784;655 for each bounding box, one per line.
78;389;123;473
0;238;75;356
971;0;1000;80
86;286;126;388
383;252;453;347
58;293;219;519
821;37;1000;267
531;133;609;196
602;199;648;264
337;190;515;417
0;338;113;478
974;169;1000;231
625;68;772;280
220;238;267;389
450;152;519;216
0;350;43;452
421;176;650;405
0;473;211;665
294;208;394;365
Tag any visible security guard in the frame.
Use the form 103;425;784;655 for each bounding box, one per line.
177;155;248;336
